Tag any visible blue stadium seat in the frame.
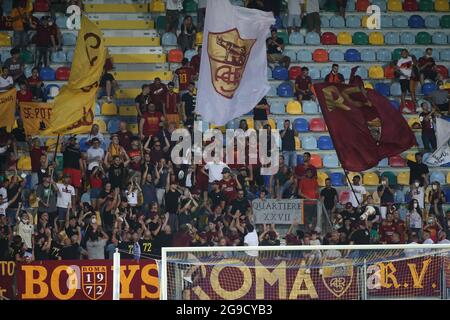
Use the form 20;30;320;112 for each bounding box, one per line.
376;48;392;61
272;66;289;80
320;16;330;28
430;172;445;185
329;49;345;62
375;83;390;96
273;15;283;29
66;49;74;62
293;118;309;132
276;119;284;129
297;154;304;165
440;50;450;61
372;0;387;11
302;136;318;150
384;32;400;45
24;65;33;77
267;67;273;79
323;154;339;168
308;67;321;80
330;16;345;28
409;48;423;60
184;49;197;61
381;16;393;28
330;172;345;186
345;15;361;28
390;99;401;110
361;49;376;62
277;82;294;97
445;188;450;202
296;49;312;62
55;15;66;29
289;32;304;45
433;32;448;45
267;84;277;97
161;32;177;46
95;102;101;116
305;32;321;45
284;49;297;63
40;67;56;81
107;119;121;134
393;16;409;28
63;33;77;46
344;49;361;62
79;138;90;152
423;152;432;163
422;82;437;96
431;49;440;61
408;15;425;28
51;50;66;63
302;100;319;114
271;102;285;114
346;0;356;11
318;136;334;150
320;66;332;79
390;82;402;96
340;66;351;79
425;15;440;28
45;84;60;100
378;158;389;167
356;66;368;79
394;190;405;204
400;32;415;45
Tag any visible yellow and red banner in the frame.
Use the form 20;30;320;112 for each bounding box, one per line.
0;88;17;132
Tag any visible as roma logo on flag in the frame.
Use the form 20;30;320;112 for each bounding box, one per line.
81;266;108;300
207;28;256;99
320;259;354;298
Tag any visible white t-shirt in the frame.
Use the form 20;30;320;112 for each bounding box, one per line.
244;229;259;257
87;147;105;171
166;0;183;10
397;57;413;79
56;183;75;208
204;162;227;183
0;187;7;200
411;187;425;209
349;185;367;208
0;76;13;91
423;238;434;244
288;0;302;14
407;210;422;229
438;239;450;244
126;190;138;206
17;221;34;249
0;201;8;216
300;0;319;13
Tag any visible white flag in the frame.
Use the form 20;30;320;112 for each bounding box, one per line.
425;118;450;167
196;0;275;125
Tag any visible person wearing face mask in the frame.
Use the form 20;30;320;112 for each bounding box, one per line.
418;48;437;84
406;199;423;239
15;205;34;253
377;176;394;218
428;181;446;220
410;178;426;210
407;152;429;187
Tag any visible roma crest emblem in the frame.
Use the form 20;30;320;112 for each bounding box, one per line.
321;259;354;298
81;266;107;300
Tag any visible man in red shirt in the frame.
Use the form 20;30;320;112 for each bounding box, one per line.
295;67;315;102
418;48;437;83
139;103;164;139
298;168;319;199
190;47;201;76
295;152;317;179
219;167;242;205
148;77;167;113
379;212;401;244
27;67;45;101
324;64;345;84
16;81;32;102
175;58;196;93
115;120;133;152
30;16;56;68
165;81;181;126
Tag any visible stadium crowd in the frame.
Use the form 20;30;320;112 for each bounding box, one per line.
0;0;449;265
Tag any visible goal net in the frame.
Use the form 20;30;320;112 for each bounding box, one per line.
160;244;450;300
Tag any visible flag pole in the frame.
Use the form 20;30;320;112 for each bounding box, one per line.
53;134;60;164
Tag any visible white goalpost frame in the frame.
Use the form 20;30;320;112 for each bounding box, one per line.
160;244;450;300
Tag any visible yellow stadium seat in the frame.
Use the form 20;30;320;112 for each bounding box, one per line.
295;136;301;150
45;138;61;153
369;32;384;45
408;117;421;129
246;118;254;129
337;32;352;45
196;32;203;46
435;0;450;11
128;124;139;134
111;54;166;64
101;102;117;115
286;100;302;114
150;0;165;12
94;119;107;133
112;71;172;81
346;172;361;184
361;16;368;28
85;4;149;13
93;20;154;30
364;82;374;89
116;88;141;99
447;172;450;183
368;65;384;79
104;37;160;47
209;124;226;133
119;106;138;116
268;119;276;130
0;33;11;46
387;0;403;11
444;82;450;90
406;153;416;163
363;172;380;186
17;156;32;171
317;171;329;187
397;172;410;186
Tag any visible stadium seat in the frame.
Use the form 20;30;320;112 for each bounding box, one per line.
363;172;380;186
284;49;297;63
400;32;416;45
408;15;425;28
441;15;450;28
364;82;374;89
388;0;403;11
444;188;450;202
94;119;107;134
425;15;441;28
293;118;309;132
305;32;321;45
107;119;121;134
340;66;351;80
277;31;289;45
369;65;384;79
381;16;393;28
321;32;337;45
51;50;66;63
361;49;376;62
419;0;434;11
422;82;437;96
375;83;390;96
369;32;384;45
435;0;450;11
63;33;77;46
295;136;301;150
184;49;197;61
119;106;138;116
101;102;117;116
309;154;323;168
271;102;285;114
40;67;55;81
432;32;448;45
320;16;330;28
378;158;389;167
337;32;353;45
384;32;400;45
317;136;333;150
308;67;321;80
324;0;338;11
339;190;351;203
161;32;177;46
267;84;277;97
302;136;318;150
66;49;74;62
381;171;397;185
277;83;293;98
286;100;302;114
416;32;432;45
345;49;361;62
317;172;329;187
323;154;340;168
408;116;421;129
302;100;319;114
390;99;401;111
436;65;449;79
352;32;369;45
296;154;304;165
330;16;345;28
156;16;167;31
441;50;450;61
389;155;406;167
184;0;198;12
78;137;89;152
346;15;361;28
55;66;70;81
309;118;326;132
19;49;33;64
17;156;32;171
393;16;409;28
273;15;283;29
168;49;183;63
404;0;419;11
391;48;404;61
289;66;302;80
150;0;165;12
329;49;345;62
45;84;60;100
267;67;273;80
320;66;332;79
430;172;446;185
313;49;329;62
377;49;392;62
390;82;402;96
272;66;289;80
330;172;345;186
288;33;304;47
396;171;410;186
356;0;370;11
296;49;312;62
34;0;50;12
384;65;396;79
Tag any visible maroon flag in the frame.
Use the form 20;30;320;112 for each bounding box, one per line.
314;83;416;172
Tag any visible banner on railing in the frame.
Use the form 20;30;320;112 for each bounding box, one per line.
0;261;16;300
252;199;304;225
16;259;159;300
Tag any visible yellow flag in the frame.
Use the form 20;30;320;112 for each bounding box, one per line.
0;89;17;132
19;102;53;136
44;15;106;135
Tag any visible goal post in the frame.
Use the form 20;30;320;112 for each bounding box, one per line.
160;244;450;301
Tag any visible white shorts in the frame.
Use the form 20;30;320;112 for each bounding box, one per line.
288;14;302;27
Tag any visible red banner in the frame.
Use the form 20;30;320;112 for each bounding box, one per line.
0;261;16;300
366;257;442;297
182;257;359;300
16;259;159;300
445;257;450;288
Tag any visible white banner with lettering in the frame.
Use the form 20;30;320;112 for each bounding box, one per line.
425;118;450;167
252;199;304;225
